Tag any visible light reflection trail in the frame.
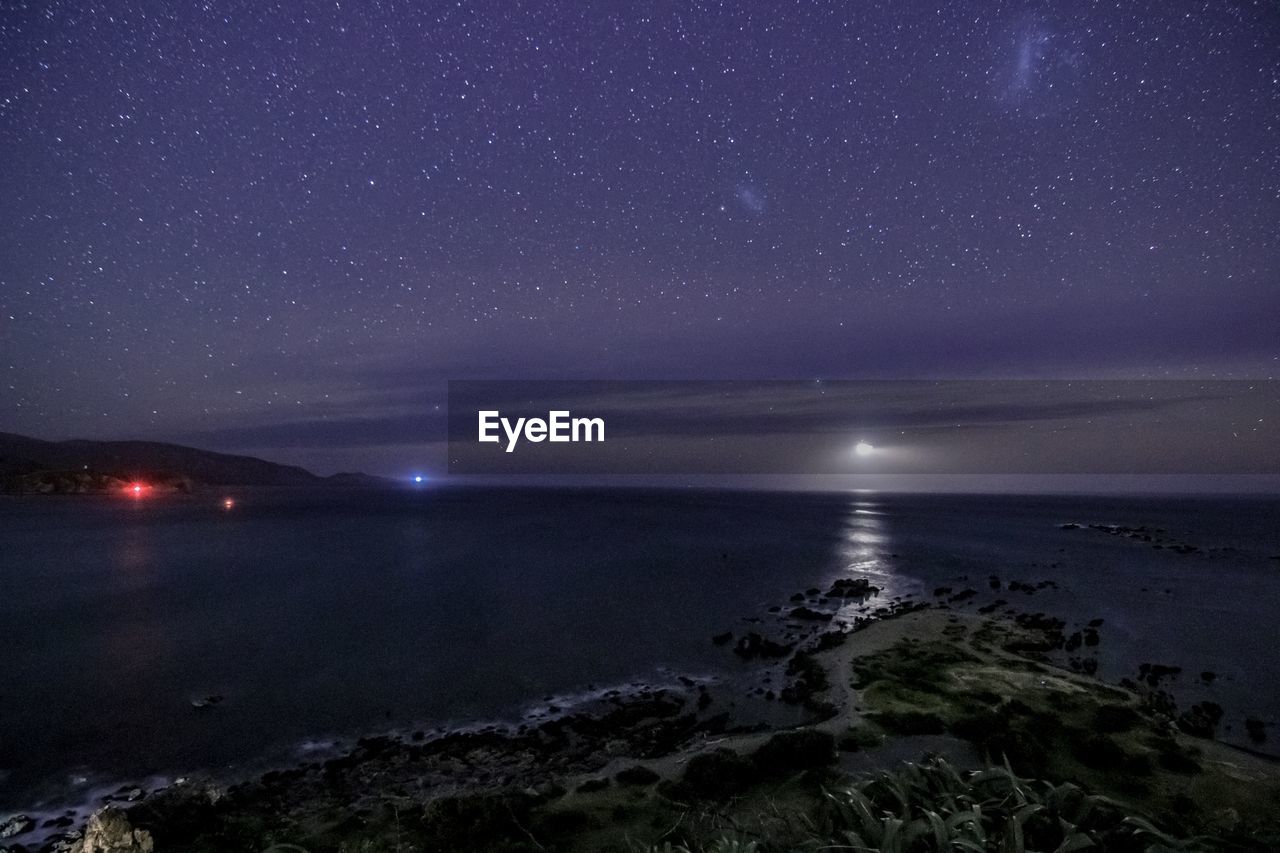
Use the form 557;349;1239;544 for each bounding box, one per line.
825;497;923;622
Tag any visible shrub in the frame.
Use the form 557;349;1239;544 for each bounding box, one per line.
750;730;835;775
615;765;661;786
838;725;882;752
872;710;946;735
680;749;756;800
1093;703;1143;733
821;758;1211;853
653;758;1214;852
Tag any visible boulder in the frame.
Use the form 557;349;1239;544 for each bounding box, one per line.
47;830;85;852
1;815;35;840
71;808;153;853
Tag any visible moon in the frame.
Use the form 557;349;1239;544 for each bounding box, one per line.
854;442;875;457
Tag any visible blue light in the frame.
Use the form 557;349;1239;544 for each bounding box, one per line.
413;475;424;483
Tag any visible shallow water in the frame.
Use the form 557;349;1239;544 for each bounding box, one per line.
0;487;1277;811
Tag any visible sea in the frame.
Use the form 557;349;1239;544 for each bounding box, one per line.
1;486;1278;814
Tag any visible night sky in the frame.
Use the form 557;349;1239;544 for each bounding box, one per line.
2;1;1277;475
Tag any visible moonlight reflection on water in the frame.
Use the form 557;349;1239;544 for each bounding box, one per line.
827;499;921;614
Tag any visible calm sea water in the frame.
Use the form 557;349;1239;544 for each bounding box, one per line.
1;487;1277;810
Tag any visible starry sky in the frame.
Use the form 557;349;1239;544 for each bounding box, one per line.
1;1;1277;476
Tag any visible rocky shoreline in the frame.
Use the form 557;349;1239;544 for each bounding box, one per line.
11;603;1277;851
4;519;1279;851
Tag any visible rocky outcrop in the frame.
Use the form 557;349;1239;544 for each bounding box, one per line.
788;606;834;622
732;632;794;659
826;578;880;598
0;815;35;840
71;808;153;853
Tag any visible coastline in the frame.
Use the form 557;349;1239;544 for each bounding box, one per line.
7;581;1280;851
4;494;1280;850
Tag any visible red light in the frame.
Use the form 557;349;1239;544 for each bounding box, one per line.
128;483;146;497
222;498;235;510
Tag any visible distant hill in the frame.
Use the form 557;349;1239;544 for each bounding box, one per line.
0;432;386;493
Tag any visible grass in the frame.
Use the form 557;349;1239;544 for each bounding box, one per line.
650;757;1218;852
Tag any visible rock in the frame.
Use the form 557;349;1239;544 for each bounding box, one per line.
47;830;85;853
1200;671;1216;684
826;578;880;598
1059;523;1080;530
1138;663;1182;687
73;808;154;853
788;606;833;622
0;815;35;840
733;632;794;659
710;631;733;646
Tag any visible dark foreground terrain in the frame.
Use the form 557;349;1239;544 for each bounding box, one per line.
7;607;1276;853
